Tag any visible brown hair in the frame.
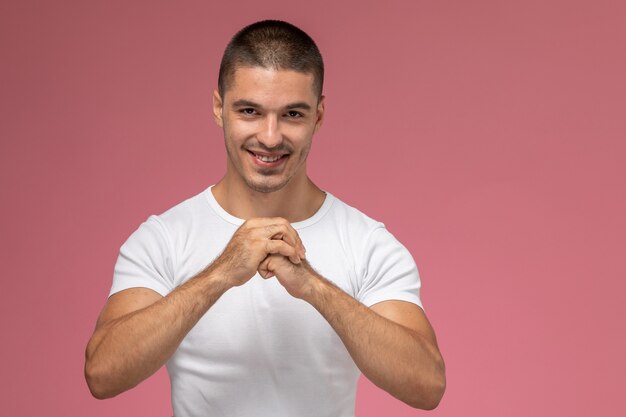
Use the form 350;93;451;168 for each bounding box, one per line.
218;20;324;98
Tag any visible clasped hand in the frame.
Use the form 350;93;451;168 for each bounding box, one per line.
214;217;317;299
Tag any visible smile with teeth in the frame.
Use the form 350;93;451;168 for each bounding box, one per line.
249;151;286;163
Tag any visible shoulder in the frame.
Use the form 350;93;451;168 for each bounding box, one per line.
322;193;422;307
157;187;213;225
137;186;221;243
324;192;386;237
316;192;391;263
121;187;214;251
323;192;416;264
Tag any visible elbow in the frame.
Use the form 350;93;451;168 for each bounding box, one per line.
84;346;122;400
85;360;117;400
85;366;106;399
406;357;446;410
87;384;112;400
407;375;446;410
414;376;446;410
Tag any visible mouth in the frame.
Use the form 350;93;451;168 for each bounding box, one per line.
247;150;289;167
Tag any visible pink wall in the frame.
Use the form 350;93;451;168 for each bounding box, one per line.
2;0;625;415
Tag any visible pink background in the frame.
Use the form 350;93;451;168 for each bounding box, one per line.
1;1;625;416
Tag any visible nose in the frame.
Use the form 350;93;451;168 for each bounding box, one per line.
257;113;282;148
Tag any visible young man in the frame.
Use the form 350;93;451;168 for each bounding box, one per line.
85;20;445;416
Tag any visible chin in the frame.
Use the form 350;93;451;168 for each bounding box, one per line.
245;177;290;194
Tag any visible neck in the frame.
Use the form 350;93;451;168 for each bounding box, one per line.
211;174;326;223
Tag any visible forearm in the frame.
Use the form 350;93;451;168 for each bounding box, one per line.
304;276;445;409
85;265;230;398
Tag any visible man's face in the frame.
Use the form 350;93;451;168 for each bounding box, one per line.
213;66;324;193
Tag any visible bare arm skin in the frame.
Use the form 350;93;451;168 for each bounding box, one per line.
85;218;305;399
85;273;224;399
259;256;446;409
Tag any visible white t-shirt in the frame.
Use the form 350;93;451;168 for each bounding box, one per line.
111;185;422;417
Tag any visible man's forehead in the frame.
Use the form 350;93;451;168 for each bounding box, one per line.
232;98;312;110
225;66;318;103
230;65;315;82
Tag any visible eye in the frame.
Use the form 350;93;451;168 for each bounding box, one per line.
285;110;303;118
240;108;257;116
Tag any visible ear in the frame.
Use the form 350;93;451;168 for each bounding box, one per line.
314;95;325;133
212;89;224;128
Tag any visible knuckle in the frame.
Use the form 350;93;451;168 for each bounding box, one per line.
274;241;285;253
276;224;289;236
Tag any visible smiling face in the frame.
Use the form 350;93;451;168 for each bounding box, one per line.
213;66;324;194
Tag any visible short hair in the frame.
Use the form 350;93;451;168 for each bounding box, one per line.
218;20;324;99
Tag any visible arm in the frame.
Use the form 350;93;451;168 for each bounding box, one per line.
308;276;445;409
258;258;446;409
85;217;305;399
84;267;227;399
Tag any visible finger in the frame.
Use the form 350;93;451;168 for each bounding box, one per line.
258;257;275;278
257;222;305;258
263;239;301;264
267;219;306;259
249;218;306;259
263;222;297;245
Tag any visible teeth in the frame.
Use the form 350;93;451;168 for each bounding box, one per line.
255;153;282;162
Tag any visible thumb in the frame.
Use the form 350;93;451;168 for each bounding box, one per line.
258;256;275;279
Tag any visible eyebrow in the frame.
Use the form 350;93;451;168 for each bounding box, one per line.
231;99;312;111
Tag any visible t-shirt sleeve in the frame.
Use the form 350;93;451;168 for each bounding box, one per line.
109;215;175;297
356;226;423;310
